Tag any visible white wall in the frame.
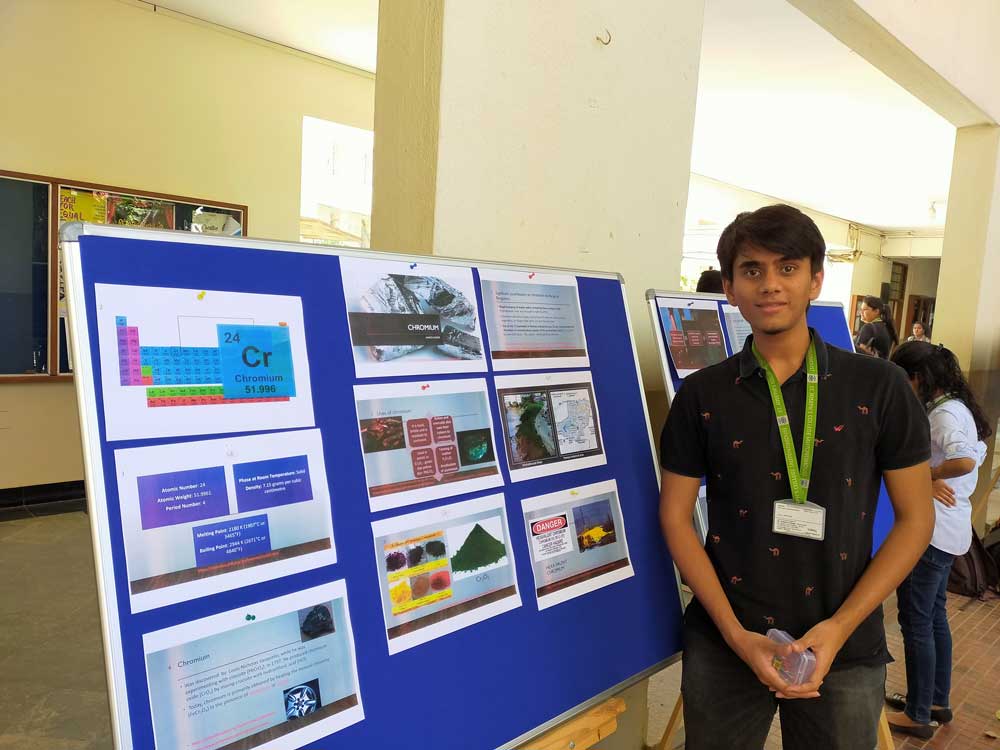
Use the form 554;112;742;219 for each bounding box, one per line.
902;258;940;298
850;233;892;299
686;174;852;248
854;0;1000;124
684;174;887;309
432;0;707;391
882;234;944;258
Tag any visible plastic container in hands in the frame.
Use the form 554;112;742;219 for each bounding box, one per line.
766;629;816;686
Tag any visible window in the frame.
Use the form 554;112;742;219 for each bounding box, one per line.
300;116;374;248
0;168;247;379
0;175;50;374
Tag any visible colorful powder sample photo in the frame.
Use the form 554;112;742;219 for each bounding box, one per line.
522;480;634;610
479;268;590;371
371;493;521;654
353;378;504;511
495;370;606;482
656;297;727;378
95;283;315;441
143;580;363;750
341;255;487;378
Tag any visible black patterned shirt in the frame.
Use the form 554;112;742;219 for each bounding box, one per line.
660;329;930;668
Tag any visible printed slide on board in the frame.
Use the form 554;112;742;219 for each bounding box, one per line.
522;479;634;610
495;370;606;482
341;256;486;378
95;284;314;441
115;429;336;613
721;302;753;351
479;268;590;371
370;493;521;654
144;580;363;750
656;297;728;378
353;378;503;512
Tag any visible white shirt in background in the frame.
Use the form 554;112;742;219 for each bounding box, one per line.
929;398;988;555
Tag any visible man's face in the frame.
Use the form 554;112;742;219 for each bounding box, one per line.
723;243;823;336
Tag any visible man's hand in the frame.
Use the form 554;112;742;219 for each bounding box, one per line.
727;629;807;697
932;478;957;507
780;618;850;699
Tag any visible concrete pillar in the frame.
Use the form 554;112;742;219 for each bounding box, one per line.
370;1;707;744
370;0;443;254
935;125;1000;531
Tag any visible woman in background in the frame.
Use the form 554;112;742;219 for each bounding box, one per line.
908;321;932;343
856;295;898;357
885;342;991;739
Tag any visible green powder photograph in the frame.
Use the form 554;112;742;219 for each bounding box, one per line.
445;515;509;581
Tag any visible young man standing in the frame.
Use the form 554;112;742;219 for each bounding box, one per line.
659;205;934;749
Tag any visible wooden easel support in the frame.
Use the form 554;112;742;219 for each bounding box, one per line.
519;698;626;750
646;695;683;750
649;696;895;749
877;709;894;750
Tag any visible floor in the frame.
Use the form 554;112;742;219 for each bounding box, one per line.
0;494;997;750
0;509;113;750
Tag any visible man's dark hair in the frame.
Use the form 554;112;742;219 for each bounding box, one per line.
696;269;724;293
716;204;826;281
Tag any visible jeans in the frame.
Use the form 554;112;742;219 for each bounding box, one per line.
680;621;886;750
896;544;956;724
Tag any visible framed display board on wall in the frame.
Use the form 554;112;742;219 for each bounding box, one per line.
0;167;248;381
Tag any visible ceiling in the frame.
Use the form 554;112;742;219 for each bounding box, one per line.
156;0;953;230
154;0;379;73
692;0;956;231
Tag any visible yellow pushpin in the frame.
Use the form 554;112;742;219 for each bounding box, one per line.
197;291;206;300
570;490;579;496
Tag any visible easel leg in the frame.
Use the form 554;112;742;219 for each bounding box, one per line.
650;695;683;750
877;707;894;750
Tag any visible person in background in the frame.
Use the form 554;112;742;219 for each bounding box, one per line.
697;268;725;293
856;296;898;358
885;342;990;739
907;321;932;343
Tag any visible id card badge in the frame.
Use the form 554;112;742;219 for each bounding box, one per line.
772;499;826;541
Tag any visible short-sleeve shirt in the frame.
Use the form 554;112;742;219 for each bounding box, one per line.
660;329;930;669
855;321;893;358
928;399;987;555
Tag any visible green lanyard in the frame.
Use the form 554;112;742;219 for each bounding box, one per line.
927;394;952;412
752;339;819;505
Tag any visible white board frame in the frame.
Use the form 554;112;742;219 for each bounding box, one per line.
61;221;679;750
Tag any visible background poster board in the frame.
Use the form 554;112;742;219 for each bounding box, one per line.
62;223;681;750
646;290;894;552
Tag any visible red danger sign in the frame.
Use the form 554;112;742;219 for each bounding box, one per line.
532;515;567;536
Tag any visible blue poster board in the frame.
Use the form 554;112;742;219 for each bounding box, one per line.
62;223;682;750
646;291;893;553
